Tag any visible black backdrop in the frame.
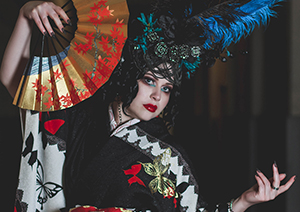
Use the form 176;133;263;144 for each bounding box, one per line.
0;0;298;211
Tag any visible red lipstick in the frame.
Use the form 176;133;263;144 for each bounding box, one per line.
143;104;157;113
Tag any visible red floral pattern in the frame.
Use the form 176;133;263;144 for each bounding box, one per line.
29;0;127;111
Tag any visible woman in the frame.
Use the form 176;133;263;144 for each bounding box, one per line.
0;1;295;212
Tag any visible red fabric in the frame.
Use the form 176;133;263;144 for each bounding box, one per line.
123;164;146;187
44;119;65;135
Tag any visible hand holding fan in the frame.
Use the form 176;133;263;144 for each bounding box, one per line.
13;0;129;111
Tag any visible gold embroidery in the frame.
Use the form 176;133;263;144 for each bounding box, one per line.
139;148;179;199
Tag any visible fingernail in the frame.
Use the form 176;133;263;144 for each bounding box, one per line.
67;19;72;26
50;32;55;37
44;32;50;38
294;175;297;181
256;168;261;173
274;160;277;167
61;27;65;34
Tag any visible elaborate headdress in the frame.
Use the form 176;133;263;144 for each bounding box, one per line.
12;0;283;112
128;0;283;86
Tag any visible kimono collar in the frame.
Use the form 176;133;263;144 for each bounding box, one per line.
108;104;140;137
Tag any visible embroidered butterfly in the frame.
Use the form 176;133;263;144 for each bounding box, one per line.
36;160;63;210
139;148;179;207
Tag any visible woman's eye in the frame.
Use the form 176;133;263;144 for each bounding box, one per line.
161;86;172;93
144;77;155;87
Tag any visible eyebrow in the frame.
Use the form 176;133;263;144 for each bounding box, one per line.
145;72;174;86
145;72;159;79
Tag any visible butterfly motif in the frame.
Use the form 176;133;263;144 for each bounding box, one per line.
139;148;179;201
36;160;63;210
22;132;37;167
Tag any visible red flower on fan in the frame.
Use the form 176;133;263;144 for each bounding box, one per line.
97;56;112;75
74;43;92;55
32;79;48;96
97;6;114;19
74;42;83;54
40;85;48;96
88;13;103;26
103;45;112;56
99;36;110;49
44;97;54;109
113;18;124;28
32;78;41;89
90;2;101;13
79;91;91;101
53;68;63;80
90;0;107;13
62;59;71;70
110;27;121;40
98;0;107;7
85;32;95;45
82;71;98;93
105;57;118;70
115;31;126;46
87;67;107;88
59;94;72;108
60;59;71;78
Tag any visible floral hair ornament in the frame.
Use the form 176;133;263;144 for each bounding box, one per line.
130;0;283;85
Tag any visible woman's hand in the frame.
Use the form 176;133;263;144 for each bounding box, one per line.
232;162;296;212
20;1;70;35
0;1;70;96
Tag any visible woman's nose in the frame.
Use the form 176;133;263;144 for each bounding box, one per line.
150;88;161;101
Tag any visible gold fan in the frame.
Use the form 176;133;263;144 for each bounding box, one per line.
13;0;129;111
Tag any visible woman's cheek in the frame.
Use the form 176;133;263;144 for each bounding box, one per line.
161;93;171;107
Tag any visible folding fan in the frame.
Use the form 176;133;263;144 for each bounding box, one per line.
13;0;129;111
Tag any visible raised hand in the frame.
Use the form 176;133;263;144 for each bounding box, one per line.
0;1;70;96
232;162;296;212
20;1;70;36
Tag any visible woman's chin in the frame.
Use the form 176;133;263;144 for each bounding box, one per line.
138;115;157;122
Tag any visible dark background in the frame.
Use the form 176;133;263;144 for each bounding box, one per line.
1;0;299;211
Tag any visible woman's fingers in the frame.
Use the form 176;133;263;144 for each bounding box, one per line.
278;175;296;194
255;163;296;201
256;169;271;188
47;2;69;34
279;173;287;181
271;162;280;190
53;3;70;26
243;164;295;207
30;8;47;35
256;169;273;199
22;1;70;35
254;174;264;196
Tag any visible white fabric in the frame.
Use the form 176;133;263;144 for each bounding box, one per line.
16;110;65;211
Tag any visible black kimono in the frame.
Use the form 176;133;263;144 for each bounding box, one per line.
38;92;230;212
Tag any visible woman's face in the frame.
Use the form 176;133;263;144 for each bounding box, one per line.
126;71;173;121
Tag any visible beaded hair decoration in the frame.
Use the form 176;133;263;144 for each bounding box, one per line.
129;0;283;86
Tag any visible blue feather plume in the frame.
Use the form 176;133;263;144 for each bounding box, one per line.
199;0;284;50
